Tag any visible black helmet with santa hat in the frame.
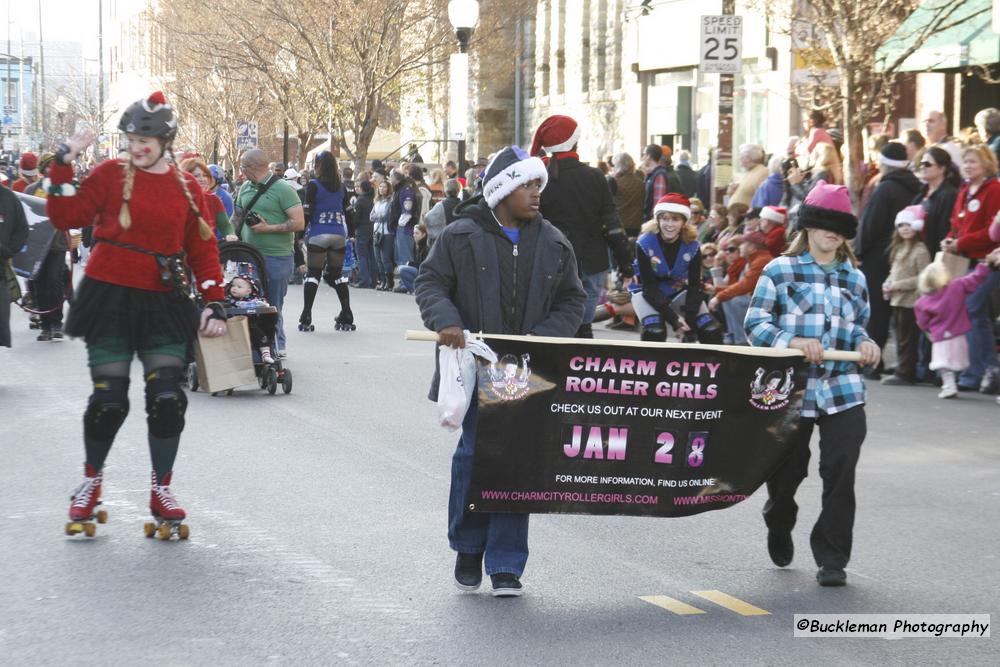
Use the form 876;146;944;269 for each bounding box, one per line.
117;91;178;141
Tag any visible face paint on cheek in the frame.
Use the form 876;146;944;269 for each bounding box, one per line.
142;147;152;155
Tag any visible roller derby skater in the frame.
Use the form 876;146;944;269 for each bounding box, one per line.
47;91;227;539
300;151;356;332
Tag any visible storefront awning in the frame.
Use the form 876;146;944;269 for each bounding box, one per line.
878;0;1000;72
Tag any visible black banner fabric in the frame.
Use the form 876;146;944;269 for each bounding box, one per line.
469;336;809;518
12;193;55;277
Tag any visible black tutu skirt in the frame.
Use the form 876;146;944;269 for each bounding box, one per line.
65;277;200;345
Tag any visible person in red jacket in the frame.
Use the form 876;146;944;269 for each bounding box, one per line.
759;205;788;257
45;91;228;538
941;144;1000;391
12;152;39;192
708;230;773;344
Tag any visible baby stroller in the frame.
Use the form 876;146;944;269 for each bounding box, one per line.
186;241;293;395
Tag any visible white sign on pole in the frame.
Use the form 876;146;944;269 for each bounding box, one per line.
699;15;743;74
236;121;259;152
3;137;14;151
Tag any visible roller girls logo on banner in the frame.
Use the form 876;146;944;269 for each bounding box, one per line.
748;367;795;411
469;336;809;518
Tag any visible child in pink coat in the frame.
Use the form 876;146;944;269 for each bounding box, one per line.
914;262;994;398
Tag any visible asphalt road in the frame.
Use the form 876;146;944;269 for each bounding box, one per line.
1;283;997;665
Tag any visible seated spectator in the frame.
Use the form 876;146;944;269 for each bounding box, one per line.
759;206;789;257
709;231;773;345
395;223;429;294
752;154;785;209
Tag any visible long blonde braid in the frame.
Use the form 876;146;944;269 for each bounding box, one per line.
167;146;213;241
118;159;137;229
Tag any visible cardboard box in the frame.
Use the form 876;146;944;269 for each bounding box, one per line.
194;315;257;393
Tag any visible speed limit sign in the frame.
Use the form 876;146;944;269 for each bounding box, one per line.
699;15;743;74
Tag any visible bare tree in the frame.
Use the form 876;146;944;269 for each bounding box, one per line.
762;0;990;205
152;0;531;171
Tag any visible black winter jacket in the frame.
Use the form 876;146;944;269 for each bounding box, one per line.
0;187;29;259
539;157;633;276
675;164;697;198
912;182;958;257
855;168;922;269
415;197;586;400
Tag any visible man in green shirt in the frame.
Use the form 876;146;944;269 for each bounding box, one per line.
234;149;305;355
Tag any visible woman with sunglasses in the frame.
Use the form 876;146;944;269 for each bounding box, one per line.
913;146;960;256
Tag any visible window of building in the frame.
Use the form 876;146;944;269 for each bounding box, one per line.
581;0;591;94
611;0;623;90
595;0;608;92
556;0;565;95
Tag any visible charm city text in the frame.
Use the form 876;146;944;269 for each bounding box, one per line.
564;355;721;399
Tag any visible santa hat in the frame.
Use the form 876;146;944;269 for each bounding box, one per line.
19;152;38;176
760;206;787;225
481;145;548;209
530;115;580;157
880;142;909;168
798;180;857;239
895;204;926;233
653;193;692;221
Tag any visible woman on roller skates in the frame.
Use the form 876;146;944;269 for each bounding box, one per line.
46;91;228;538
299;151;356;332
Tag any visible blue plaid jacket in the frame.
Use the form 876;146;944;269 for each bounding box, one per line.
744;252;873;417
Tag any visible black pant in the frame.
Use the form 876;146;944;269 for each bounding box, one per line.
892;306;920;381
861;263;890;359
762;406;867;569
36;250;67;328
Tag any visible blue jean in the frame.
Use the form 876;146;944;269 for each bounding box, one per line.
959;267;1000;387
395;232;415;267
263;253;294;351
398;265;418;293
449;398;530;577
355;236;375;288
722;294;750;345
579;270;607;325
376;234;395;282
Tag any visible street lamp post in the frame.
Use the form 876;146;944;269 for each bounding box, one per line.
448;0;479;175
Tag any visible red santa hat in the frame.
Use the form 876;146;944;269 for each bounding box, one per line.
530;115;581;157
19;152;39;176
760;206;787;225
653;193;691;221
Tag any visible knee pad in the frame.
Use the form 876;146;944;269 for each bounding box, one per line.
640;315;666;342
333;274;350;286
144;367;187;438
84;377;130;441
694;312;724;345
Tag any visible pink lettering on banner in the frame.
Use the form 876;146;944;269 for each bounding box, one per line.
563;425;630;461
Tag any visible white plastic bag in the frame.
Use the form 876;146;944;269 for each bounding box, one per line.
437;332;497;431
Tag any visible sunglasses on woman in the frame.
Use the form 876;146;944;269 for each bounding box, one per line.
726;247;738;253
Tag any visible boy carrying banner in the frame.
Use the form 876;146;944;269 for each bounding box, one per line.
744;181;881;587
415;145;586;597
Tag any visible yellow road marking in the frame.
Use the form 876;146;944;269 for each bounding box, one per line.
639;595;706;615
690;590;771;616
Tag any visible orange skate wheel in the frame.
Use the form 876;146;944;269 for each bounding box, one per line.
178;524;190;540
143;522;156;538
83;523;96;537
157;524;172;540
65;523;75;535
96;510;108;524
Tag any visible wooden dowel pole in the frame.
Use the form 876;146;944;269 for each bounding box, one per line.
404;330;864;362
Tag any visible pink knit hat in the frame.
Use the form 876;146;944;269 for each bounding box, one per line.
894;204;925;233
799;180;858;239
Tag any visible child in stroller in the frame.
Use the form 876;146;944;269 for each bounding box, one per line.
224;262;275;364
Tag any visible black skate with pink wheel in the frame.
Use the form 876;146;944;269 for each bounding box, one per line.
65;464;107;538
143;471;190;540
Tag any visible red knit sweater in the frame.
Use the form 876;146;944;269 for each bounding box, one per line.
47;161;224;302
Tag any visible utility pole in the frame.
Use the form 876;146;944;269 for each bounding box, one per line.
39;0;46;139
713;0;736;208
98;0;104;160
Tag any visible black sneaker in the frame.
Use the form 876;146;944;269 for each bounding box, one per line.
490;573;524;597
454;552;483;591
880;375;913;386
51;324;64;340
767;530;793;567
816;567;847;586
979;367;999;394
36;329;52;342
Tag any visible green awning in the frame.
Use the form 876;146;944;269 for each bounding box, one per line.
878;0;999;72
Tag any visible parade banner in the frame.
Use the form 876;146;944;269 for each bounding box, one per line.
11;192;54;277
467;335;810;518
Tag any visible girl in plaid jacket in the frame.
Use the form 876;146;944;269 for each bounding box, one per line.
745;181;880;587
